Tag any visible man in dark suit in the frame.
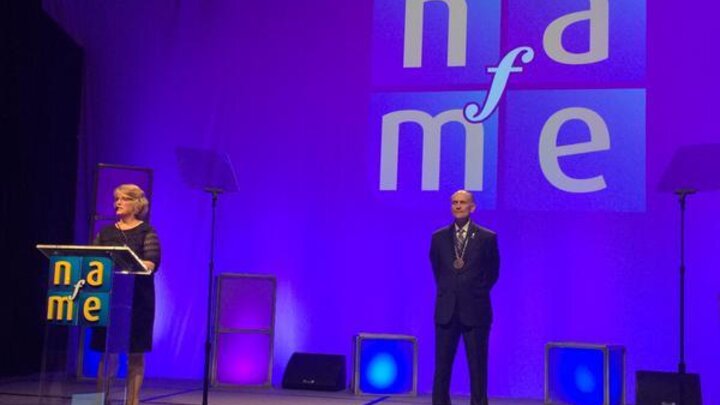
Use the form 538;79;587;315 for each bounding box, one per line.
430;190;500;405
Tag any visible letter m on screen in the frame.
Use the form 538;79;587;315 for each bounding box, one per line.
370;91;497;208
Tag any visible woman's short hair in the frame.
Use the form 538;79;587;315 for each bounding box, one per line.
114;184;150;219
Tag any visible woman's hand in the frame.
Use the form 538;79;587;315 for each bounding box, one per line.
142;260;156;272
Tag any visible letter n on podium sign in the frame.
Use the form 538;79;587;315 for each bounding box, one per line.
46;256;112;326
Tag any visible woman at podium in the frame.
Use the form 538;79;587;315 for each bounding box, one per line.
90;184;160;405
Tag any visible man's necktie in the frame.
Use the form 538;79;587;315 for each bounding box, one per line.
456;229;466;252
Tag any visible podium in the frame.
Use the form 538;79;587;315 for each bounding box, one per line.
36;244;150;405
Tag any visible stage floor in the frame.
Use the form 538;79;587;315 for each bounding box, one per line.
0;377;544;404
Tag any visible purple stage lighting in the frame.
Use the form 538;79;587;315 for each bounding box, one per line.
213;274;276;386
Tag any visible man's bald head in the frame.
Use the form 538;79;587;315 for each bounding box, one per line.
451;190;476;222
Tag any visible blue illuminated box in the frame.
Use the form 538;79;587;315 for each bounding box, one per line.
353;333;417;396
546;342;625;405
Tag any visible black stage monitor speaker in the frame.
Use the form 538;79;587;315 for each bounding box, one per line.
636;370;702;405
282;352;346;391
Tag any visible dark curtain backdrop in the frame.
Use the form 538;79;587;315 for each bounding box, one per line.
1;1;82;377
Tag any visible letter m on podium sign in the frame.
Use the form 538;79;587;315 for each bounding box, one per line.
46;256;112;326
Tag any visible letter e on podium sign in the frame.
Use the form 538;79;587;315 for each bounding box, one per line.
46;256;112;326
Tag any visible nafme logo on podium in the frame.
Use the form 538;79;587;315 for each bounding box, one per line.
370;0;646;211
46;256;112;326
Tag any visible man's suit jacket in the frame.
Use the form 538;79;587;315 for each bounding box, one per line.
430;222;499;327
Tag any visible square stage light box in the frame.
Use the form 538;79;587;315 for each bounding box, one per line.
546;342;626;405
353;333;417;396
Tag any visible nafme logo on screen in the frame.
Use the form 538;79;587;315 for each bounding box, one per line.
370;0;646;211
